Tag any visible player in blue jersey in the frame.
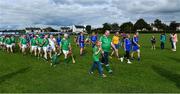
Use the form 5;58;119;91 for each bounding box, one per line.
131;32;141;61
91;32;98;48
78;32;85;56
120;34;132;64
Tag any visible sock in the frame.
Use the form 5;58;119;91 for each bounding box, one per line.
105;64;112;73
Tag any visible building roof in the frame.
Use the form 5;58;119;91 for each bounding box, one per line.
74;25;85;28
61;27;71;30
25;27;41;30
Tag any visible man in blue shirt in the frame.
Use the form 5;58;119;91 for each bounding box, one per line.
78;32;85;56
120;34;132;64
131;32;141;61
91;32;98;48
56;34;61;47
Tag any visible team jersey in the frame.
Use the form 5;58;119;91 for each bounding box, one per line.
30;38;37;46
61;38;70;51
43;38;49;47
160;35;166;43
78;35;85;43
91;35;97;42
132;36;139;46
124;38;131;51
21;38;27;45
56;37;61;46
0;36;3;42
11;36;15;43
99;35;112;52
112;35;120;44
93;46;101;62
5;37;12;45
37;38;44;47
2;37;5;43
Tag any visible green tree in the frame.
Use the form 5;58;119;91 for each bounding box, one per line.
111;23;120;31
120;22;133;33
85;25;91;34
169;21;178;31
103;23;112;31
134;18;151;31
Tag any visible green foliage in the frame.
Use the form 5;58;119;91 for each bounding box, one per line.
85;25;92;34
120;22;134;32
134;18;151;31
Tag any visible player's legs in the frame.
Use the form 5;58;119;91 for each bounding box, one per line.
43;47;48;60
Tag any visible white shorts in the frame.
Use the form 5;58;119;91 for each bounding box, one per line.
0;42;2;45
63;50;69;55
6;44;12;48
38;47;42;51
22;44;27;49
12;43;15;47
31;46;37;51
43;47;47;52
49;45;56;52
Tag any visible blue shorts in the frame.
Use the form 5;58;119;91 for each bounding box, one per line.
114;44;120;49
79;43;84;48
133;45;139;51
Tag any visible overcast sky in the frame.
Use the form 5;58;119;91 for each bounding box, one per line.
0;0;180;29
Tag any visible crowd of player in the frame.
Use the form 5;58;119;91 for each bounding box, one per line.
0;31;178;77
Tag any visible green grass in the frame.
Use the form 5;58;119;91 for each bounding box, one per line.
0;34;180;93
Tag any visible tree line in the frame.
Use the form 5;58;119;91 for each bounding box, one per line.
90;18;180;34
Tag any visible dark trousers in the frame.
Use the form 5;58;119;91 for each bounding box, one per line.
161;42;165;49
171;41;174;49
102;52;109;65
124;51;130;59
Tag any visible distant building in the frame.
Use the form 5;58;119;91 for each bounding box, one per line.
60;26;72;32
72;25;86;34
25;27;42;33
152;26;158;31
177;23;180;31
137;28;148;31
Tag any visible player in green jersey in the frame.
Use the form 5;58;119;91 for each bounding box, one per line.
60;33;75;64
30;35;38;56
19;35;28;54
42;35;49;60
5;35;13;53
89;41;106;78
99;30;116;74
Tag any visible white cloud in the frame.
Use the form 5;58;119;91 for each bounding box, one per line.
0;0;180;29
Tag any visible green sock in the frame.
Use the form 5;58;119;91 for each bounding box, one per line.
105;64;112;73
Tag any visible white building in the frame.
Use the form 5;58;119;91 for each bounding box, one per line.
60;26;72;32
72;25;86;34
152;26;158;31
25;27;42;33
177;23;180;31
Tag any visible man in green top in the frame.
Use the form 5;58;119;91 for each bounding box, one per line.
5;35;13;53
30;35;38;56
36;35;43;58
99;30;116;74
42;35;49;60
10;35;16;51
60;33;75;64
89;41;106;78
19;35;27;54
0;35;3;49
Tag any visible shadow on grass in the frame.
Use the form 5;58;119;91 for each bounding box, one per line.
168;56;180;63
152;66;180;89
0;67;30;84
